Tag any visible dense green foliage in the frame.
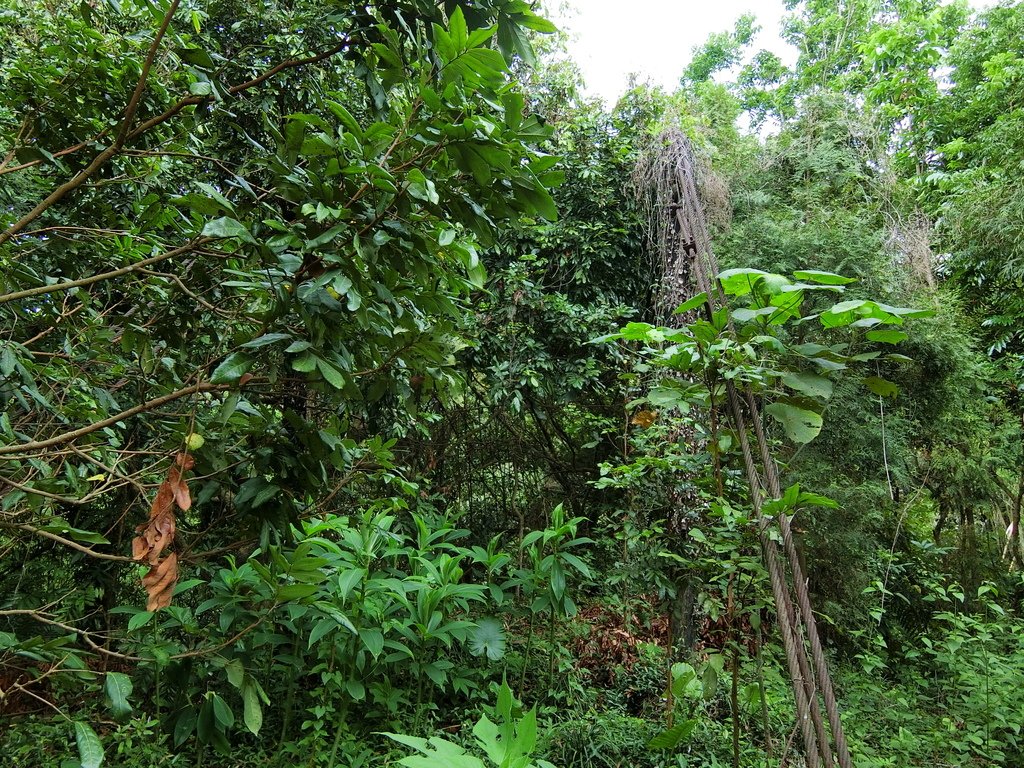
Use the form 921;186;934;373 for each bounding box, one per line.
2;1;1024;767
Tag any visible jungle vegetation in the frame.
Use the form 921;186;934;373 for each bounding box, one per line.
1;1;1023;766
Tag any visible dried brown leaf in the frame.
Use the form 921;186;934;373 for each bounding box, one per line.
149;481;174;519
142;552;178;612
131;536;148;562
132;455;193;610
148;512;176;563
167;461;192;511
173;480;191;511
631;410;657;428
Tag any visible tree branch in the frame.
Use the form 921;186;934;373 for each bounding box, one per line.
125;40;348;141
0;133;112;177
0;472;121;505
0;524;135;563
0;238;209;305
0;381;233;456
1;35;347;249
0;607;271;662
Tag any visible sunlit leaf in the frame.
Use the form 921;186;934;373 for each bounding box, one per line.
793;270;856;285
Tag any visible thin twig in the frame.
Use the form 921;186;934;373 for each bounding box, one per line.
2;524;134;563
0;239;210;305
0;381;233;456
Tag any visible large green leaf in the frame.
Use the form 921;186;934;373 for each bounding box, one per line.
360;628;385;658
242;680;263;735
648;719;698;750
866;329;909;344
201;217;255;243
37;523;109;545
674;292;709;315
104;672;133;720
212;692;234;728
764;402;824;443
241;333;292;349
516;10;558;33
324;100;364;140
497;17;536;66
717;268;771;296
468;617;506;660
670;662;700;698
514;179;558;221
174;710;197;747
210;352;254;384
276;584;318;601
224;659;244;689
127;611;154;632
793;270;856;285
732;305;778;323
864;376;899;398
317;359;346;389
780;371;834;399
448;5;468;49
73;722;104;768
443;48;507;87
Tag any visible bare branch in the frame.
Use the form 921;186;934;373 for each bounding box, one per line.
0;472;122;505
0;523;134;563
0;238;209;306
0;381;233;456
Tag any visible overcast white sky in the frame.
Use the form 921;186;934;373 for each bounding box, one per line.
547;0;991;105
546;0;795;104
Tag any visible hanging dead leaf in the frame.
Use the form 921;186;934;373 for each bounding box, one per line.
133;481;177;564
149;510;176;561
142;552;178;611
150;481;174;518
131;536;148;561
172;452;194;510
168;467;191;511
130;453;192;610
